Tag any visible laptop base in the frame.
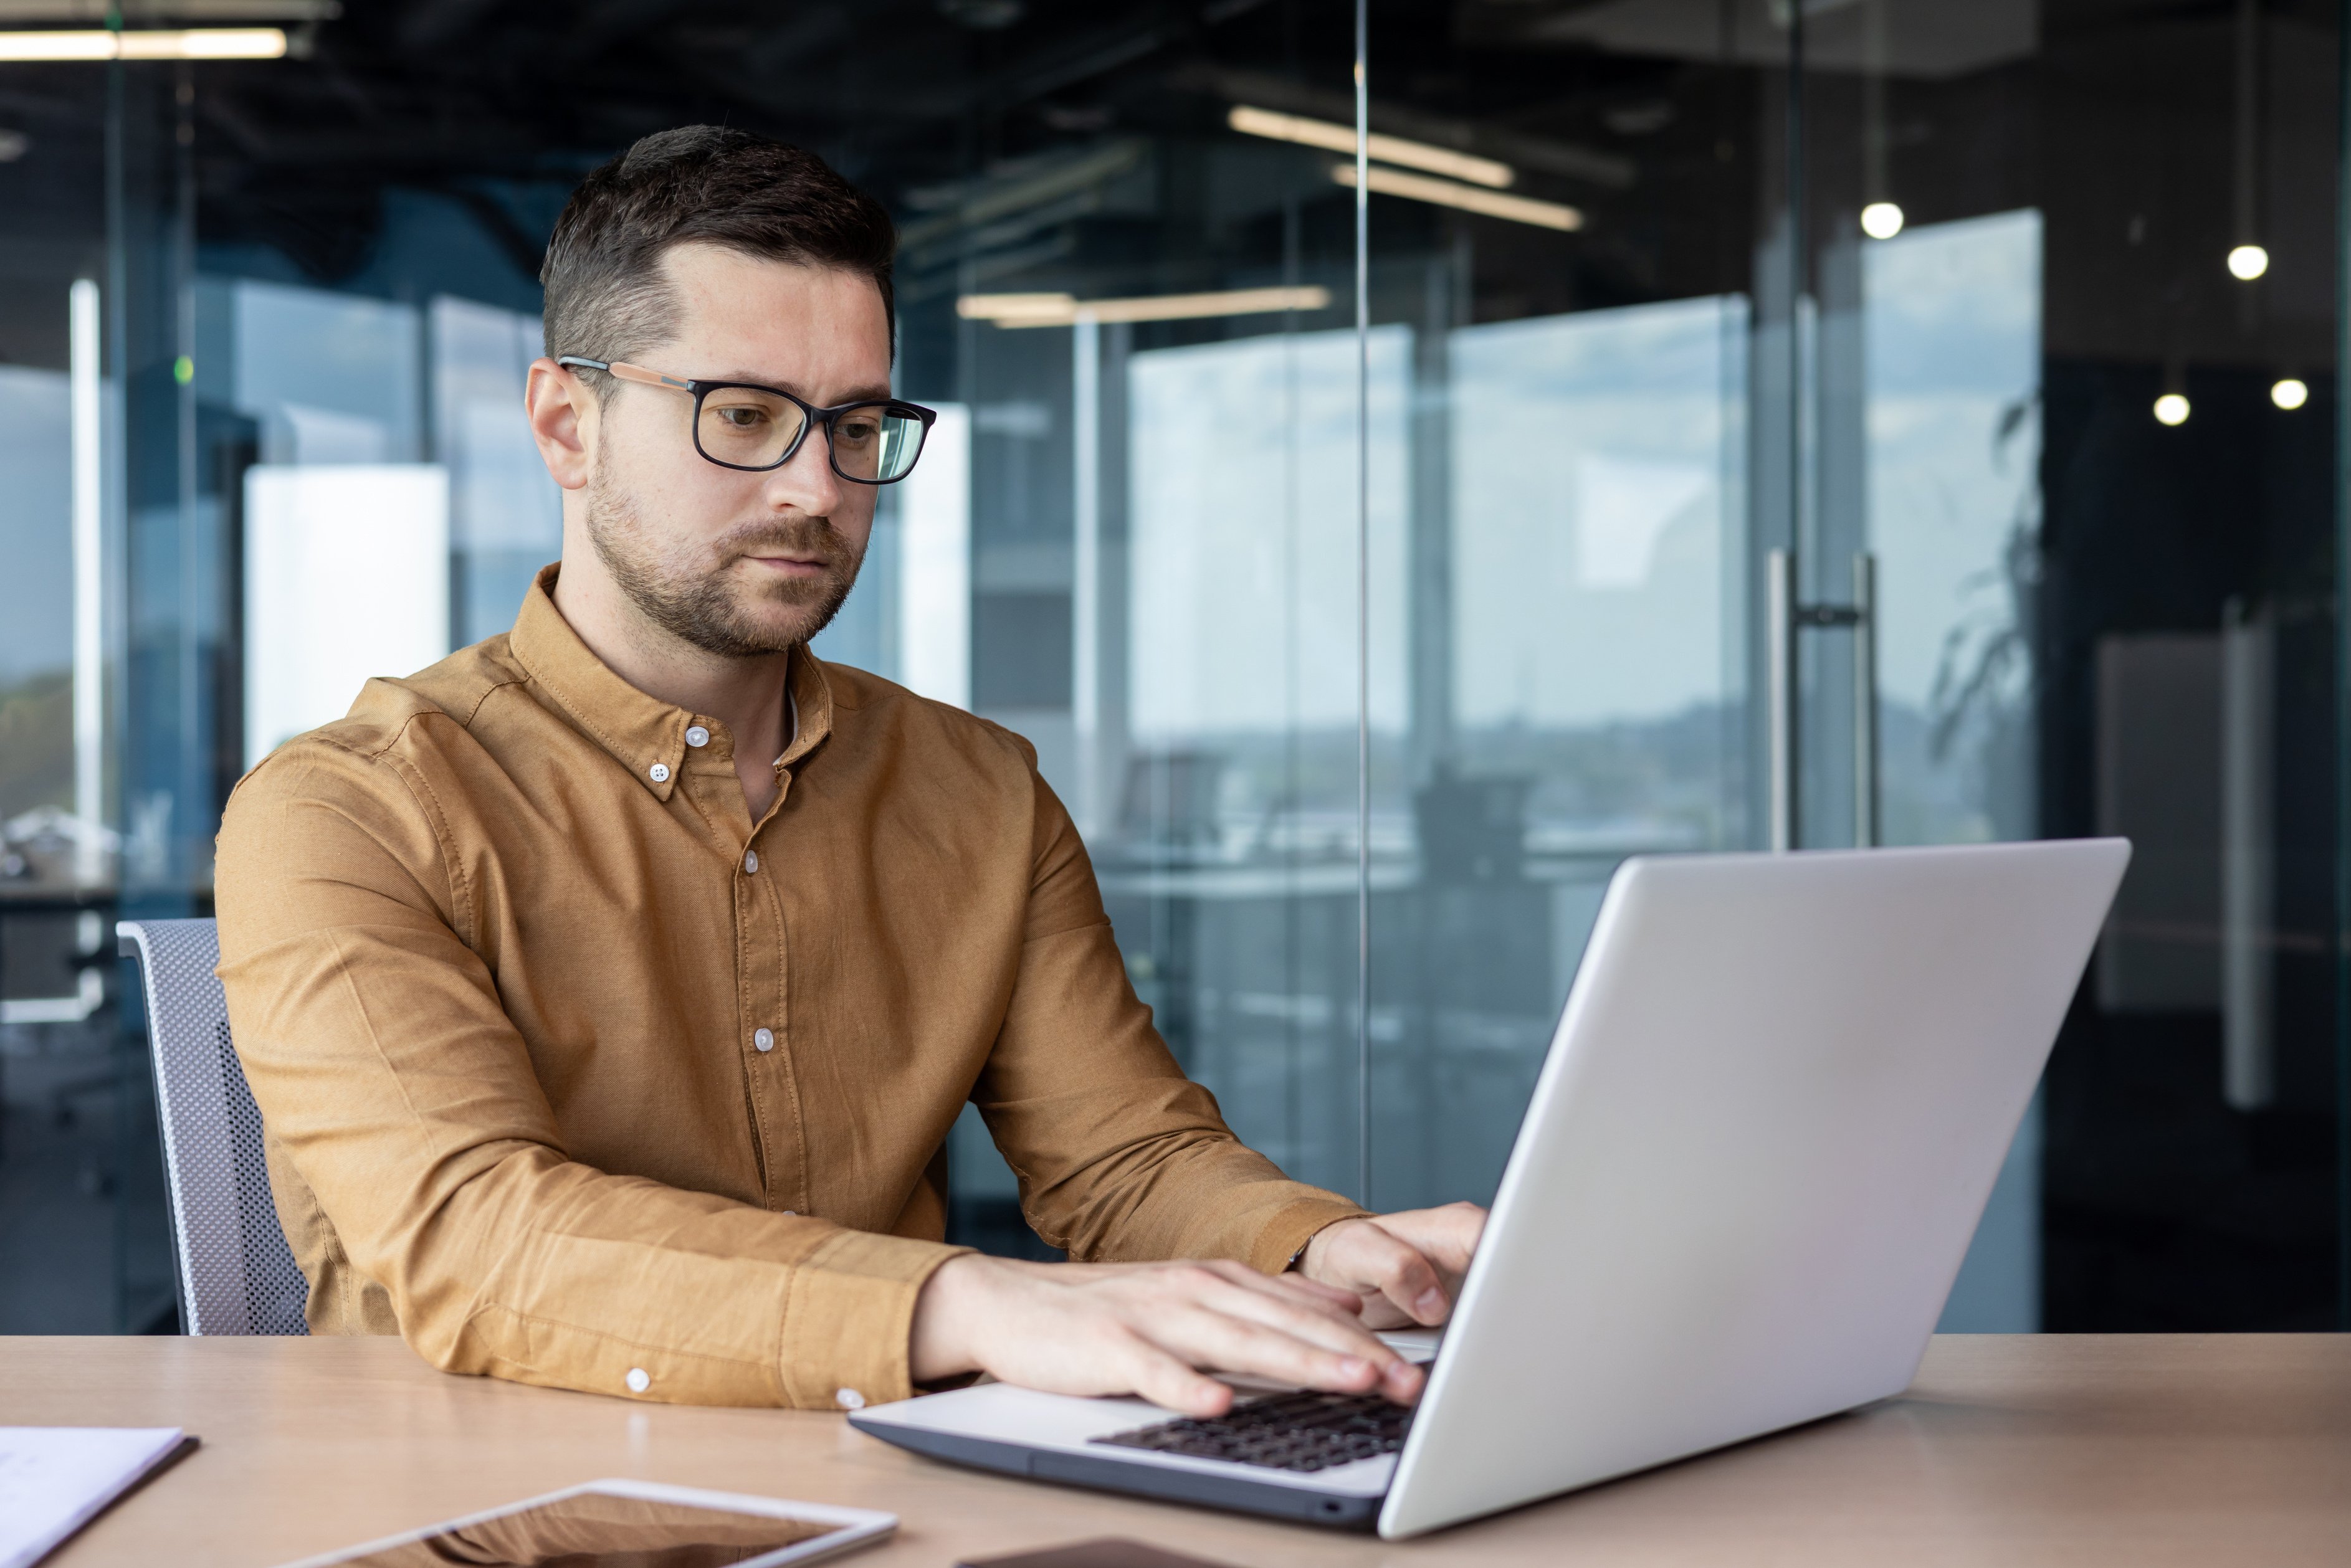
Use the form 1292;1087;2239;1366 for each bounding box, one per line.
848;1415;1384;1530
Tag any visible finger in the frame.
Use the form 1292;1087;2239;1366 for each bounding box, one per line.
1127;1264;1373;1352
1356;1205;1486;1281
1195;1260;1373;1321
1345;1228;1452;1326
1146;1303;1390;1395
1118;1333;1237;1417
1423;1202;1488;1275
1378;1357;1428;1406
1257;1270;1370;1313
1190;1275;1404;1367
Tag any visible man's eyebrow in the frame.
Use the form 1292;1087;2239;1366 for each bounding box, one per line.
710;371;897;405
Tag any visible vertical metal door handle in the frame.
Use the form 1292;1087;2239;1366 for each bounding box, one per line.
1853;552;1878;849
1767;548;1796;852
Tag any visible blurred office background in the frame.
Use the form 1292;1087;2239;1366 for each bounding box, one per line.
0;0;2342;1336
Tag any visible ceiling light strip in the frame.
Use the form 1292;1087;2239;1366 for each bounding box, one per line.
1228;105;1514;190
958;285;1334;329
0;26;286;59
1331;163;1582;232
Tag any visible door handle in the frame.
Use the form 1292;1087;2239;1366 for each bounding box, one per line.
1767;549;1798;852
1765;549;1879;852
1851;551;1878;849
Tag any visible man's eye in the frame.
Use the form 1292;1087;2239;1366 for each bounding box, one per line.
715;407;767;429
836;419;879;444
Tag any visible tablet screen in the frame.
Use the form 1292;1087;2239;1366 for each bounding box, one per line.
315;1491;852;1567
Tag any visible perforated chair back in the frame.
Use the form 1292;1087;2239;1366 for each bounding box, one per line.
119;918;310;1336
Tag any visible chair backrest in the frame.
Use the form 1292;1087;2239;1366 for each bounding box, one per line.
119;918;310;1336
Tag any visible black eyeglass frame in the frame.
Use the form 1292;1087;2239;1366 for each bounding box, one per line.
555;355;939;485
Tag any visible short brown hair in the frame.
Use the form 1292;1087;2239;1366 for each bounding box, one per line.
540;126;896;384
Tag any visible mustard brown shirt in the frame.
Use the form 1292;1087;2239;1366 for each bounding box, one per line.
213;568;1365;1410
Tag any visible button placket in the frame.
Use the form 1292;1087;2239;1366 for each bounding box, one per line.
733;805;801;1215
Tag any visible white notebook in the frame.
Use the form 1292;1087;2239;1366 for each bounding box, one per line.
0;1427;193;1568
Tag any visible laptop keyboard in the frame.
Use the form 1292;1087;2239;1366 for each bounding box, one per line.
1090;1390;1413;1473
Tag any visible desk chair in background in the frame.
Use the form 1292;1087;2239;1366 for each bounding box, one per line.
118;918;308;1336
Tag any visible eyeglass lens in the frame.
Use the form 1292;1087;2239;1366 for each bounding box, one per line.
696;388;925;481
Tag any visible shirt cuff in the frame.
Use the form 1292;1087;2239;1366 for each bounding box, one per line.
777;1228;971;1411
1247;1195;1373;1276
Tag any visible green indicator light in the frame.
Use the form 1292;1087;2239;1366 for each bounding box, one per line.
173;355;195;384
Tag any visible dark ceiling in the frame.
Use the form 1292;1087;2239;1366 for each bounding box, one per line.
0;0;2339;373
0;1;1687;289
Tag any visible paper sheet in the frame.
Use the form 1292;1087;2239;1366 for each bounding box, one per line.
0;1427;188;1568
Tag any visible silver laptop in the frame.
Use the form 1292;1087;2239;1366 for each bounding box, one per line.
851;840;2131;1539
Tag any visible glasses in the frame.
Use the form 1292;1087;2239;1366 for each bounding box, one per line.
556;356;937;484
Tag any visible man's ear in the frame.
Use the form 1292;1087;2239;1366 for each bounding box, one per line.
525;356;595;491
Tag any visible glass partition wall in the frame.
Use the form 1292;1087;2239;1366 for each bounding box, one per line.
1356;0;2345;1331
0;0;2342;1332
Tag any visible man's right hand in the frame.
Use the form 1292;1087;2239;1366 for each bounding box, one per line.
908;1253;1423;1418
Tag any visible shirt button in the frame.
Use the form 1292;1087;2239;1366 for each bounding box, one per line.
753;1028;775;1053
626;1367;651;1394
743;850;760;873
781;1209;796;1216
685;725;710;748
647;762;671;784
835;1388;866;1411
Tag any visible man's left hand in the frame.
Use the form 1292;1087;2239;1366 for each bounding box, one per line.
1296;1202;1487;1330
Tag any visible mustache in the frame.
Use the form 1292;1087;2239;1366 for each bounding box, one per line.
713;518;851;569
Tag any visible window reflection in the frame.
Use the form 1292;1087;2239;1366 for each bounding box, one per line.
1125;323;1408;828
1864;209;2041;848
0;364;75;850
1451;297;1747;858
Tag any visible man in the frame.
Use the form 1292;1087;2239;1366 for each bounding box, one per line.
215;126;1482;1417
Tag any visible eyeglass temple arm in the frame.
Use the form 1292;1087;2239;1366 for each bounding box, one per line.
556;356;692;392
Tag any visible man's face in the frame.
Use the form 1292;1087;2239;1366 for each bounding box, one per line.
583;245;893;656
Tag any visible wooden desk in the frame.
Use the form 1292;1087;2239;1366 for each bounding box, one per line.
6;1334;2347;1566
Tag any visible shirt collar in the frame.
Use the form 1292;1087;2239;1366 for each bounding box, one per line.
779;637;834;771
508;564;835;801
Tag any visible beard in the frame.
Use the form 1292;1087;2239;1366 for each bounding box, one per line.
583;467;862;658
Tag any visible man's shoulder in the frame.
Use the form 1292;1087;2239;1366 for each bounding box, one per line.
819;657;1039;772
234;635;528;802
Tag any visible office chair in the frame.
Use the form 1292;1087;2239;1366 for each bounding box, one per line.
118;918;310;1336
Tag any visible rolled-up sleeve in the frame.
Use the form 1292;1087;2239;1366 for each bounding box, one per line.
970;745;1369;1273
215;729;964;1409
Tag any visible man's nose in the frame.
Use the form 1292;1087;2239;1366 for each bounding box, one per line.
765;425;846;516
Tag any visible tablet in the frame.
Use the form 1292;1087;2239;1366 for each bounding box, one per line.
272;1478;895;1568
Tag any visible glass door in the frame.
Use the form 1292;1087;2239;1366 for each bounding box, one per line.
1775;3;2053;1328
1786;0;2343;1330
1368;0;2344;1332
